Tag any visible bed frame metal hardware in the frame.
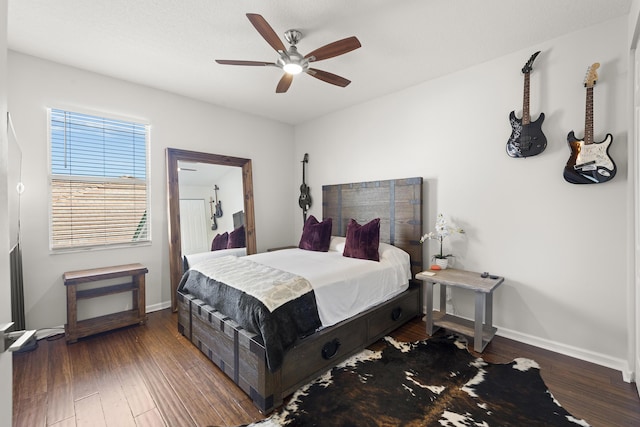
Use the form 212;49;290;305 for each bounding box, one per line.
321;338;341;360
1;322;37;353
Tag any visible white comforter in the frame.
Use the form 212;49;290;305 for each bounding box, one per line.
183;247;247;268
246;237;411;328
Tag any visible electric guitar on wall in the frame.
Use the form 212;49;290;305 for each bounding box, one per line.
209;196;218;230
564;63;616;184
298;153;311;221
214;185;223;218
506;51;547;158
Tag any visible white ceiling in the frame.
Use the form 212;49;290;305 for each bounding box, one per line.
7;0;632;125
178;160;234;187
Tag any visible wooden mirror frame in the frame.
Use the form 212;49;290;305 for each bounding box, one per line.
166;148;256;311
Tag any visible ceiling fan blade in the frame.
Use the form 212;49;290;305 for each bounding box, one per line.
304;36;361;62
276;73;294;93
215;59;274;66
246;13;286;52
306;68;351;87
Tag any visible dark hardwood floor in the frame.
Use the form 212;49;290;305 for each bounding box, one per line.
13;309;640;426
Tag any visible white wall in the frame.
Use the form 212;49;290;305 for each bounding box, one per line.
295;17;631;375
0;1;12;424
628;0;640;387
211;167;245;234
7;52;296;331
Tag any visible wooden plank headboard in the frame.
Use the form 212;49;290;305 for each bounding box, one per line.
322;177;423;280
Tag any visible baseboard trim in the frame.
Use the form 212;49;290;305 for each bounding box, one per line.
146;300;171;313
497;327;633;382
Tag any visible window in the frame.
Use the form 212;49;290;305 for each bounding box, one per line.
49;108;150;250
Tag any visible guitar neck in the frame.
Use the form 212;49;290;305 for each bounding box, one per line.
584;86;594;145
522;73;531;125
301;157;307;184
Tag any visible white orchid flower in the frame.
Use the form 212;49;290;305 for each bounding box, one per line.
420;213;465;259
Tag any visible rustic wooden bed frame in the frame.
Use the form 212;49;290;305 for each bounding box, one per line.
177;177;423;413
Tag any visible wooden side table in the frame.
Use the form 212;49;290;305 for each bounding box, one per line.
416;268;504;352
64;263;148;343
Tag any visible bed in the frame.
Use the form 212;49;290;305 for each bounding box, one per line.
182;223;248;271
177;177;424;413
182;247;247;272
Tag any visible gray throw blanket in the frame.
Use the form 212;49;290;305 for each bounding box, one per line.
178;256;321;372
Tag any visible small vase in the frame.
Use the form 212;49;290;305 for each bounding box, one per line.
434;257;448;270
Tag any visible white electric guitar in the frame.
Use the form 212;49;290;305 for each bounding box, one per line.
564;63;616;184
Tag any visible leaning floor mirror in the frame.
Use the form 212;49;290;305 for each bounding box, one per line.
166;148;256;311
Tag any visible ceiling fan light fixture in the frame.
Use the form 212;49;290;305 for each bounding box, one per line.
214;14;361;93
283;62;303;75
281;44;306;75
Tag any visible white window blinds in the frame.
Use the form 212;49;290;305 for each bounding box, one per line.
49;109;150;250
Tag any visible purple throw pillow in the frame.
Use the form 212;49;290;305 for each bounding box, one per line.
227;225;246;249
298;215;333;252
343;218;380;261
211;232;228;251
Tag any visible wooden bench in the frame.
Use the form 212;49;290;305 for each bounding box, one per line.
64;263;148;343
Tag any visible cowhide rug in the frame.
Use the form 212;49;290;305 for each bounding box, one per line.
243;335;590;427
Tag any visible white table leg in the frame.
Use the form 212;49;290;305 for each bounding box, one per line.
485;292;494;329
425;281;435;335
474;291;485;352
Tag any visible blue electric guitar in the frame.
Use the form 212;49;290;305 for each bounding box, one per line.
506;51;547;158
564;63;616;184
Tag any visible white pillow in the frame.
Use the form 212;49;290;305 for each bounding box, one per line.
329;236;408;264
378;242;409;262
329;236;346;252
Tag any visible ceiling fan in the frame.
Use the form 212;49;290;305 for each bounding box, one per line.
215;13;361;93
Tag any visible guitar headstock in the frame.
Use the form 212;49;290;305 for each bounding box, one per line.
302;153;309;163
584;63;600;88
521;51;541;74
